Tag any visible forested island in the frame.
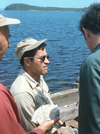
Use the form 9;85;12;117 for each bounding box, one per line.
5;3;89;12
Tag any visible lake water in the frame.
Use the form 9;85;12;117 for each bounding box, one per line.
0;10;90;93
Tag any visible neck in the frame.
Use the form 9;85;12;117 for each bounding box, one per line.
89;34;100;51
23;67;39;81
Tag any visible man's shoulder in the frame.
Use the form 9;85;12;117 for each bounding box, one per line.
10;74;29;95
12;74;26;86
0;83;10;94
0;83;14;102
84;50;100;67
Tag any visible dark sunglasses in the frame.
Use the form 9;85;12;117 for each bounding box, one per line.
38;55;49;62
28;55;49;62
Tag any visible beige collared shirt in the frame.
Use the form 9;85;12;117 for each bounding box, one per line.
10;69;53;132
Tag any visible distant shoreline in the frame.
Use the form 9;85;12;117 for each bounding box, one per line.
4;3;89;12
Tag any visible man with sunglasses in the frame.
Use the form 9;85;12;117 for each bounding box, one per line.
0;14;60;134
10;38;61;133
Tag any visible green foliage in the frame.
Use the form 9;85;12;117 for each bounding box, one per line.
5;3;88;12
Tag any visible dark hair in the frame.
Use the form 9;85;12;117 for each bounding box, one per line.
20;43;46;66
79;3;100;35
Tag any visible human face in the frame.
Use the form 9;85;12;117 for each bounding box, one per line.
28;48;49;80
0;26;11;61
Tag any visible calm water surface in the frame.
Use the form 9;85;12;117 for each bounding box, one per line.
0;10;90;93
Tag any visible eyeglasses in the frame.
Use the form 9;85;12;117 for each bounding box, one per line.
28;55;49;62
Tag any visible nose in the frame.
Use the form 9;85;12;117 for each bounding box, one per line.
44;57;50;64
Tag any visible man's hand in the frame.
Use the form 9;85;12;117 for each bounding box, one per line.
37;117;60;133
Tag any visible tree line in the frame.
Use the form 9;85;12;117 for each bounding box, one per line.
5;3;88;12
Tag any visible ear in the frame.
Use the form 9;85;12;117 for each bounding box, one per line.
82;27;90;39
24;57;30;67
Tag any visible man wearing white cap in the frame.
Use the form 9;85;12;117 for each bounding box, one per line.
0;14;59;134
10;38;62;134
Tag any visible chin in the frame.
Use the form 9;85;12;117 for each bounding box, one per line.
42;70;48;75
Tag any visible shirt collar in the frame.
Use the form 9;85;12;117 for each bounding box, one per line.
91;43;100;53
19;68;43;89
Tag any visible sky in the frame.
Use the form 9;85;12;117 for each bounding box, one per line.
0;0;100;9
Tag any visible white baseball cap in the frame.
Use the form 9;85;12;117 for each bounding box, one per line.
0;14;20;27
15;38;47;60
